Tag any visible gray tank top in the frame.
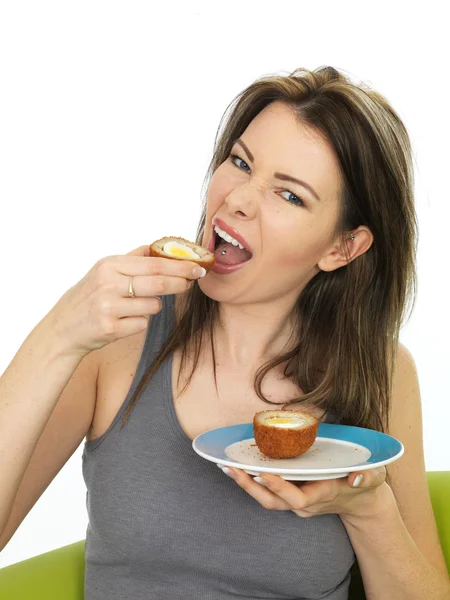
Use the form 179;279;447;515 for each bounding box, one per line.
82;294;355;600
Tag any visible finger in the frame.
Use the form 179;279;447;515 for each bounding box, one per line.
122;273;194;298
115;256;205;280
115;296;162;318
220;468;291;511
114;315;151;338
348;467;386;489
254;474;339;510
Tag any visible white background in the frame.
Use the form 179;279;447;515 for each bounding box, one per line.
0;0;449;568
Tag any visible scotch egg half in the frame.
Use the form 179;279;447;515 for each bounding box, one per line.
149;237;216;272
253;410;319;459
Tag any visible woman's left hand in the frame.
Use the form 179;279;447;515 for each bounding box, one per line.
220;465;390;520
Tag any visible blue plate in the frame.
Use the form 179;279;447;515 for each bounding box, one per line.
192;422;404;480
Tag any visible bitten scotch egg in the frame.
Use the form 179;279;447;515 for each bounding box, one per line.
149;237;216;273
253;410;319;459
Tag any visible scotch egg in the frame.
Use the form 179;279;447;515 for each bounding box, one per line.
253;410;319;459
149;237;216;272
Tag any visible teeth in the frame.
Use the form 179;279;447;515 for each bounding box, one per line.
214;225;244;250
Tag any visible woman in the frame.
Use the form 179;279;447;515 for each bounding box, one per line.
0;66;448;599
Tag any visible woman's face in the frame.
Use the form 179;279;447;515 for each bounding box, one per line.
199;101;345;305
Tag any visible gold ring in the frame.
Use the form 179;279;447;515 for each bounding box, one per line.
128;276;135;298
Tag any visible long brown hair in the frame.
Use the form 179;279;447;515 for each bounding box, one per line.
121;66;418;434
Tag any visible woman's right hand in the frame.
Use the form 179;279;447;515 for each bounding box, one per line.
41;244;206;357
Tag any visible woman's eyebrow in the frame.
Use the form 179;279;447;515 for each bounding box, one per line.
273;172;322;203
234;138;322;203
235;138;254;162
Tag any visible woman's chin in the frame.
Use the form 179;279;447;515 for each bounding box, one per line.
197;271;253;303
196;277;222;301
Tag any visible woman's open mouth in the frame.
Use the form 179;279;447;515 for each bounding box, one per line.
208;228;253;275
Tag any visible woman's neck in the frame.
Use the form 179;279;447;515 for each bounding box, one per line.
175;292;299;369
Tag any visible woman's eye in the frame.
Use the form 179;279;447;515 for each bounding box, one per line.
228;154;305;208
280;190;306;208
230;153;250;172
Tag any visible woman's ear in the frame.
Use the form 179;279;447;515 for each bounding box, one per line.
317;226;374;272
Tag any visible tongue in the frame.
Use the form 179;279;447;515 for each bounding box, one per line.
214;241;253;265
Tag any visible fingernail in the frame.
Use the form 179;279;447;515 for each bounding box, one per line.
192;266;207;278
254;477;269;487
222;467;237;480
352;474;364;488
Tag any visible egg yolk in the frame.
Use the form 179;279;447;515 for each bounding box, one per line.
163;241;200;259
169;247;194;258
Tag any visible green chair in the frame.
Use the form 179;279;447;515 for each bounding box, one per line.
1;472;449;599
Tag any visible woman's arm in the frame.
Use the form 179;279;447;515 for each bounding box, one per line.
341;344;449;599
0;319;90;539
342;484;449;599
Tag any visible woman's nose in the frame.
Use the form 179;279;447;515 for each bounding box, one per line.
225;179;267;216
